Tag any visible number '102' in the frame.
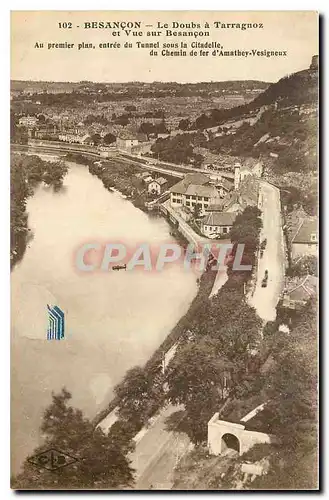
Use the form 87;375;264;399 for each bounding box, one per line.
58;22;72;28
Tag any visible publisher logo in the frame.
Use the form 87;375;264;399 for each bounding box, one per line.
47;305;65;340
28;449;77;471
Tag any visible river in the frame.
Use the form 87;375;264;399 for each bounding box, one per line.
11;161;198;474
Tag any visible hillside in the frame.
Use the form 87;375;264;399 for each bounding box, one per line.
191;58;318;128
11;79;269;98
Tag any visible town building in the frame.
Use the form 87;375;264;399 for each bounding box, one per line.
291;217;318;259
202;211;237;238
143;175;153;185
99;145;117;158
215;177;234;198
116;132;148;153
277;274;317;323
131;141;153;156
234;161;263;191
169;173;221;215
117;136;139;151
281;275;317;311
58;132;93;145
220;176;261;213
18;116;38;128
148;177;168;195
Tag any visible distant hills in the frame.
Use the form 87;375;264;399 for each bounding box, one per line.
11;79;269;99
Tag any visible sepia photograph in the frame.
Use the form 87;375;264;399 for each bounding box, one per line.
10;10;318;490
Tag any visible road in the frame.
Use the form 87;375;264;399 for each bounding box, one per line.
162;200;230;298
248;181;285;322
129;404;191;490
12;142;234;181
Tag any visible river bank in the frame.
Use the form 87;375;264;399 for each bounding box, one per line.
10;152;68;269
64;152;178;213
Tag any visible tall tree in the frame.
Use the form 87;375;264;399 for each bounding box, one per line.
12;389;134;490
166;337;235;443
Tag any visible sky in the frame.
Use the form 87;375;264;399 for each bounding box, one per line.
11;11;318;83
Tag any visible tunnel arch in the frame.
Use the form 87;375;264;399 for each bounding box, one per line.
221;433;240;453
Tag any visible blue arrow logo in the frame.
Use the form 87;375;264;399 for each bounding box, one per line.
47;305;65;340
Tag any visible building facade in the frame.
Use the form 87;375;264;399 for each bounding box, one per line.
291;218;318;259
169;173;221;215
148;177;168;195
202;211;237;238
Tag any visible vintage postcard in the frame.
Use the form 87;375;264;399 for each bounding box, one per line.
11;11;318;490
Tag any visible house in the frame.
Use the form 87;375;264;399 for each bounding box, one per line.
220;176;260;213
58;132;93;145
18;116;38;128
234;161;263;190
116;132;148;153
169;173;221;214
140;171;151;179
81;134;94;145
280;275;317;312
143;175;153;185
99;145;116;158
116;134;139;152
131;141;153;155
202;211;237;238
291;218;318;259
148;177;168;195
215;177;234;198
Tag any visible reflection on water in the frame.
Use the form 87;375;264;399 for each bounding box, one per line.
11;163;197;473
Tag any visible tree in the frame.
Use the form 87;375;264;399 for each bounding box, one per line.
252;301;318;490
91;133;101;146
114;366;163;424
228;206;263;278
139;122;154;139
193;203;202;219
289;255;318;277
166;338;235;443
178;119;190;131
12;389;134;489
103;133;116;145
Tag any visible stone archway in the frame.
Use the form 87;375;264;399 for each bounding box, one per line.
221;433;240;453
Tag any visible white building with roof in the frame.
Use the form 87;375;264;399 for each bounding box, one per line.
291;218;318;259
148;177;168;195
202;211;237;238
169;173;221;214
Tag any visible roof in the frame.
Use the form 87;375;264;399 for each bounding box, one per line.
220;176;259;212
183;173;210;185
169;172;211;195
185;184;219;198
287;275;318;302
206;203;223;212
152;177;168;185
239;176;260;204
292;218;318;244
203;211;237;227
216;177;233;191
117;131;148;142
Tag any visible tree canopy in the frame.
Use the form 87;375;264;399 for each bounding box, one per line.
12;389;135;490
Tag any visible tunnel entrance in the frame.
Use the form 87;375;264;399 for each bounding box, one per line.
221;433;240;453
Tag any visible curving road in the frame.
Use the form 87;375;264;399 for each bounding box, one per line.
248;181;285;322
